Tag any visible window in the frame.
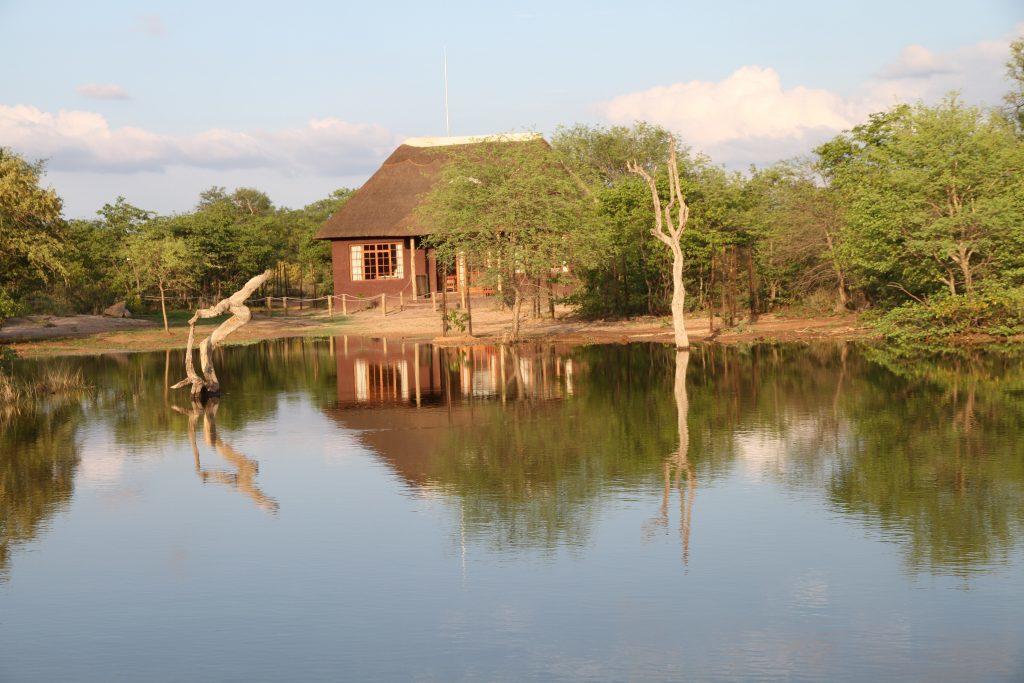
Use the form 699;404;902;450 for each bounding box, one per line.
351;242;403;281
353;358;409;402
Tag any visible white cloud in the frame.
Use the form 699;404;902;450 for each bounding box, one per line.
599;25;1022;166
0;104;398;175
76;83;131;100
877;44;953;80
603;65;855;147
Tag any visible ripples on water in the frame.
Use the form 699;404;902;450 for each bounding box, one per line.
1;338;1022;681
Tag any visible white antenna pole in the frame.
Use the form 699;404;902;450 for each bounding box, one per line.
443;47;450;136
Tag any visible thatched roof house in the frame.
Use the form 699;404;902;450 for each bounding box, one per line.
315;134;541;302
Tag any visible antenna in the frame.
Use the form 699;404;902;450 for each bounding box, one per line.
443;47;450;136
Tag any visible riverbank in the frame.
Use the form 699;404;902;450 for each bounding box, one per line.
1;300;870;358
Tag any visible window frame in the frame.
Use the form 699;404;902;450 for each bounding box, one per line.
351;241;404;281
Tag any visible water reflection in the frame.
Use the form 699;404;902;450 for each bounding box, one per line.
643;350;696;564
175;401;278;514
0;395;81;582
1;338;1023;581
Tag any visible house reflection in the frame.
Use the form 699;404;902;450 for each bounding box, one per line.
323;338;683;555
332;335;577;408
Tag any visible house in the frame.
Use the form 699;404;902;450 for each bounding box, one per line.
314;133;543;304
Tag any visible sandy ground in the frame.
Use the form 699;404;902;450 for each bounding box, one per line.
1;298;870;358
0;314;157;341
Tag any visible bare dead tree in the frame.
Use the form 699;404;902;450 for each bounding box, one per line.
628;138;691;348
172;270;271;400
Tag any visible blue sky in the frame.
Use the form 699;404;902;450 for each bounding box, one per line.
2;0;1022;216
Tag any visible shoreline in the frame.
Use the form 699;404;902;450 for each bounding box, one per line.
2;305;872;359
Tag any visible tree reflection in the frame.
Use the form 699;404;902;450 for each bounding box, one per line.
2;337;1023;578
175;401;279;513
643;350;695;564
0;398;82;581
328;339;1024;575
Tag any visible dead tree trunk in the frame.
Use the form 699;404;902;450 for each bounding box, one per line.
172;270;271;401
628;138;691;348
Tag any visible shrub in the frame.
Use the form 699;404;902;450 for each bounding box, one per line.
445;309;470;333
0;288;20;325
872;287;1024;345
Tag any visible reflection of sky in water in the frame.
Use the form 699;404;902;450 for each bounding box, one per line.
0;338;1022;681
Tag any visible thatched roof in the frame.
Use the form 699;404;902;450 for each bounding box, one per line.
314;133;543;241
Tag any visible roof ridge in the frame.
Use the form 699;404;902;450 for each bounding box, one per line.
402;133;541;148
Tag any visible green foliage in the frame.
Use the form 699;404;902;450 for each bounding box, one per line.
419;135;592;308
872;287;1024;345
7;176;353;316
444;309;470;332
0;149;68;314
1004;38;1024;134
825;97;1024;302
555;124;750;317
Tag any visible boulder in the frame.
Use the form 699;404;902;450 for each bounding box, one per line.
102;301;132;318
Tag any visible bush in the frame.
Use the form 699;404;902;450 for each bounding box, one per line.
0;288;20;325
872;287;1024;345
445;309;470;333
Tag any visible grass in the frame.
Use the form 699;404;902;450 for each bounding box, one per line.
0;365;91;419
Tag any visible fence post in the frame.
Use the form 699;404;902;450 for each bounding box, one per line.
432;291;437;312
327;295;333;317
342;294;348;316
283;296;288;315
381;293;387;317
400;291;404;310
266;296;271;316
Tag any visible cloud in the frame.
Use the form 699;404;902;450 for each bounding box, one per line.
877;45;953;80
76;83;131;100
133;14;166;36
0;104;398;175
599;26;1022;166
602;65;855;148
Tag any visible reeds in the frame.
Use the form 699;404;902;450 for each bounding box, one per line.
0;366;90;419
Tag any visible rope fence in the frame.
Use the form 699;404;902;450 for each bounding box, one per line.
143;291;448;318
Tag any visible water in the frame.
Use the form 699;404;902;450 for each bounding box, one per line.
2;339;1023;681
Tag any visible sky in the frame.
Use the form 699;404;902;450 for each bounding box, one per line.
2;0;1022;217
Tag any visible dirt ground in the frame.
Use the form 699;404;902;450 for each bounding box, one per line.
1;298;871;358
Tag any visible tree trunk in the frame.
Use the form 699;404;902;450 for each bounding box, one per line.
511;287;524;341
670;245;689;348
464;268;474;336
627;136;691;349
440;275;449;337
158;279;170;334
835;269;849;313
746;246;759;323
172;270;271;400
548;278;556;319
823;229;849;313
954;246;974;294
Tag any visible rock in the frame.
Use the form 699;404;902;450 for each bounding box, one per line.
102;301;132;318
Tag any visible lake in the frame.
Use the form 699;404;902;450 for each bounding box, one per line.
2;338;1023;681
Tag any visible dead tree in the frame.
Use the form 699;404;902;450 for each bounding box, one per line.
628;138;691;348
172;270;271;400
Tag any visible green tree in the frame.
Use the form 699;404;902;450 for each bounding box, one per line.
127;222;193;332
419;136;592;338
0;149;67;322
743;161;849;311
1004;38;1024;134
826;97;1024;300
